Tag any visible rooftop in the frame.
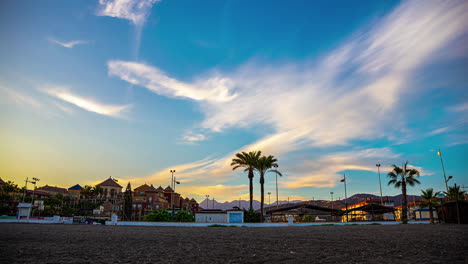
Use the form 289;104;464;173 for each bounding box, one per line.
96;177;122;188
68;184;83;190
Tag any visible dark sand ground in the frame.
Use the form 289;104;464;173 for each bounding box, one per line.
1;223;467;263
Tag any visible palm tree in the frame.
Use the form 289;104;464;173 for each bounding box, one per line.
81;185;93;200
420;188;440;224
254;155;281;222
444;184;466;201
387;161;421;224
95;186;104;200
231;151;262;210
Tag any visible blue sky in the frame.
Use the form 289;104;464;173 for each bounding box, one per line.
0;0;467;202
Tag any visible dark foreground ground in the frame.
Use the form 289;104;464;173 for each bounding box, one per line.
1;223;467;263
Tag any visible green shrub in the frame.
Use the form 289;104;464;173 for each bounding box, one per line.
244;208;261;223
175;209;195;222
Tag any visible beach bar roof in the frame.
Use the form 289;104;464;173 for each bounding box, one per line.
347;203;396;214
265;202;342;215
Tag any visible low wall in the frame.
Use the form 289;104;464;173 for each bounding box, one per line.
106;221;429;227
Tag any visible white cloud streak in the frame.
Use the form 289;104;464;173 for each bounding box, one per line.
43;86;130;118
97;0;160;26
448;102;468;112
108;60;237;102
0;86;42;108
49;38;88;48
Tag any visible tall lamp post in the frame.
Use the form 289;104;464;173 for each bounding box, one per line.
330;191;334;222
376;164;383;205
205;195;209;209
268;192;271;207
341;174;348;222
22;177;37;203
170;170;176;221
273;164;279;209
437;149;449;192
31;177;40;216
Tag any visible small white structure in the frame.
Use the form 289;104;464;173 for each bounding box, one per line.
195;209;244;224
195;210;226;223
17;203;32;219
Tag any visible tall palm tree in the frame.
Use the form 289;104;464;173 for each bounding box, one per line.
420;188;440;224
254;155;281;222
231;151;262;210
387;161;420;224
444;184;466;201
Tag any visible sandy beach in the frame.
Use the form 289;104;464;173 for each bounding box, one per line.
1;223;467;263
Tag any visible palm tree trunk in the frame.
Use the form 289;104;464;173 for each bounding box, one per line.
260;174;265;223
248;169;254;210
429;206;434;224
401;182;408;224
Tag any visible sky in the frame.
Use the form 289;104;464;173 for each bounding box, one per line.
0;0;467;203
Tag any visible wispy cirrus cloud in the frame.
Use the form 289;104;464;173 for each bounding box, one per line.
448;102;468;112
49;38;88;48
43;86;130;118
110;1;468;146
97;0;160;26
114;0;468;195
0;86;42;108
108;60;237;103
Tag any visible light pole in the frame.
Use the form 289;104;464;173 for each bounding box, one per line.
341;174;348;222
437;149;449;192
22;177;36;203
212;197;215;209
330;191;334;222
268;192;271;206
31;177;40;216
273;164;279;209
205;195;209;209
376;164;383;205
170;170;176;221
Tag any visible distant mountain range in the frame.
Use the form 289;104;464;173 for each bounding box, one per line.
200;193;422;211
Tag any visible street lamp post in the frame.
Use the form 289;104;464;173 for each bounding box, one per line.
31;177;40;216
341;174;348;222
376;164;383;205
437;149;449;192
268;192;271;207
330;191;334;222
170;170;176;221
205;195;209;209
212;197;215;209
273;164;279;210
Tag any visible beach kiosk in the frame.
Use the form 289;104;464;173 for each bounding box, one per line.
17;203;32;219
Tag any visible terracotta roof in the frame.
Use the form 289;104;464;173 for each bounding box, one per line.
134;184;150;192
36;185;68;194
96;177;122;188
157;186;164;191
146;185;158;192
68;184;83;190
190;198;197;202
164;186;173;192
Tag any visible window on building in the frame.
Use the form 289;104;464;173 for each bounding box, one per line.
138;204;142;209
147;205;152;209
149;197;153;203
132;204;136;209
